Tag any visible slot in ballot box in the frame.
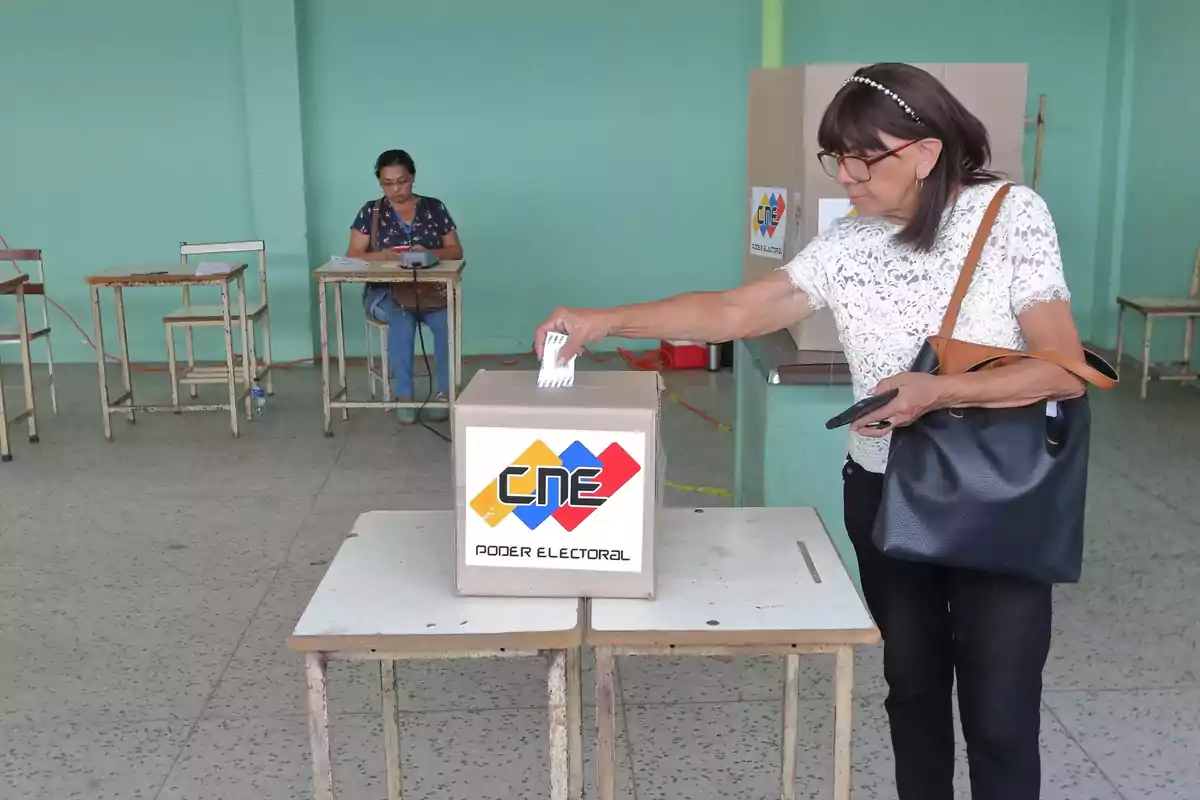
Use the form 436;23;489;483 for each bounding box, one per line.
454;369;664;598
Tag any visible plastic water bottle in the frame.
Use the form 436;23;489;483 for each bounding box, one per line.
251;383;266;417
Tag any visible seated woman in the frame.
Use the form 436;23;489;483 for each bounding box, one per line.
346;149;464;424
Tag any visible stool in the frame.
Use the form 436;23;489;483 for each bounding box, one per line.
364;314;438;401
365;314;391;400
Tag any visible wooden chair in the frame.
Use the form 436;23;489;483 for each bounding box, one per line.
0;249;57;416
165;240;273;401
1115;246;1200;399
365;314;391;400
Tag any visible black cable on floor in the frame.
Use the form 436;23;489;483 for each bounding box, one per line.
407;264;451;443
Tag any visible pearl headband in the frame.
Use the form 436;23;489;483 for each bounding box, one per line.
844;75;922;124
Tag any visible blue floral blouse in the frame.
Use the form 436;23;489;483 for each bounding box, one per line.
352;195;456;297
351;195;456;252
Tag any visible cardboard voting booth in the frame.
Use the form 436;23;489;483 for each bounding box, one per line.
745;62;1030;352
454;369;664;599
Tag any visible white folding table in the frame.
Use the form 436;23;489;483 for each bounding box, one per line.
588;507;879;800
288;510;585;800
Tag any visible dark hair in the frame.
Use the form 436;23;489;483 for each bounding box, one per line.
374;149;416;179
817;62;999;251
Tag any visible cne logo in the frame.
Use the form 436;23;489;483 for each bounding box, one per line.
753;191;786;238
469;439;641;532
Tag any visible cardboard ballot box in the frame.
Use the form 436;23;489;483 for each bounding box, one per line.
454;369;664;599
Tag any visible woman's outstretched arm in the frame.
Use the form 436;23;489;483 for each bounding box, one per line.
534;270;814;361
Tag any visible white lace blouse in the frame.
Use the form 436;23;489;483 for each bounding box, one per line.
781;180;1072;474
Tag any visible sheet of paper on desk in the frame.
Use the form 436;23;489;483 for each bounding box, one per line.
194;261;236;276
327;255;369;269
537;331;577;388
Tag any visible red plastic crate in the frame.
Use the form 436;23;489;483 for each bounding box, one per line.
660;339;707;370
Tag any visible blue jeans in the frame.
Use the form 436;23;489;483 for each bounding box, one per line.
364;286;450;397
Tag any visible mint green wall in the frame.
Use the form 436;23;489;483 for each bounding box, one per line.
239;0;314;359
786;0;1118;344
0;0;257;363
295;0;757;356
1110;0;1200;361
3;0;1194;369
1090;0;1137;347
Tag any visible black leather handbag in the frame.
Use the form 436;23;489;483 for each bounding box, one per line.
871;183;1119;584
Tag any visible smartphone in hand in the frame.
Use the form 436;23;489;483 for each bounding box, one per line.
824;388;900;430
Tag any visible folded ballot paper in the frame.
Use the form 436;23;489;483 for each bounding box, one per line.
537;331;577;388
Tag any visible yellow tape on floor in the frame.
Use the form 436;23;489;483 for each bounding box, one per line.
664;480;733;498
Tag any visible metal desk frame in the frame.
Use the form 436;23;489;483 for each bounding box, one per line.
289;510;583;800
301;646;584;800
588;507;880;800
85;265;252;439
313;260;465;436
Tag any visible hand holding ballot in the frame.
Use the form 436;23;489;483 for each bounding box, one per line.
533;306;612;364
536;332;577;387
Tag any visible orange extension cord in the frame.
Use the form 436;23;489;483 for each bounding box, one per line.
2;233;731;432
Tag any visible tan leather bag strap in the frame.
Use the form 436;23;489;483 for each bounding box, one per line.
938;181;1015;339
931;180;1120;390
369;199;381;252
963;349;1119;389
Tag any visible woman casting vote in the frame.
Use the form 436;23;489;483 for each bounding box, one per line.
533;63;1113;800
346;149;464;424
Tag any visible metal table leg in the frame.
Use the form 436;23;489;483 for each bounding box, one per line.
0;350;10;462
1186;316;1196;374
454;277;463;390
183;285;199;399
381;660;404;800
14;282;37;442
263;308;276;396
1115;305;1126;377
595;647;619;800
91;286;113;442
1141;315;1153;400
448;278;459;402
781;653;801;800
566;646;584;800
113;287;135;424
548;650;570;800
220;280;240;437
306;653;335;800
237;273;253;420
833;646;854;800
166;324;180;409
319;280;332;436
334;282;348;422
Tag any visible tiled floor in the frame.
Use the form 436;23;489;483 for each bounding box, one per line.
1;358;1197;799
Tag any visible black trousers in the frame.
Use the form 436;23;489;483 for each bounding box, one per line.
842;457;1052;800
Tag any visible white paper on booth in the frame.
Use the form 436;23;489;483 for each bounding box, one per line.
748;185;788;260
462;426;646;572
818;197;857;235
537;331;576;388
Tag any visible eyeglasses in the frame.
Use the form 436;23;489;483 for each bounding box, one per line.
817;139;920;183
380;177;412;191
